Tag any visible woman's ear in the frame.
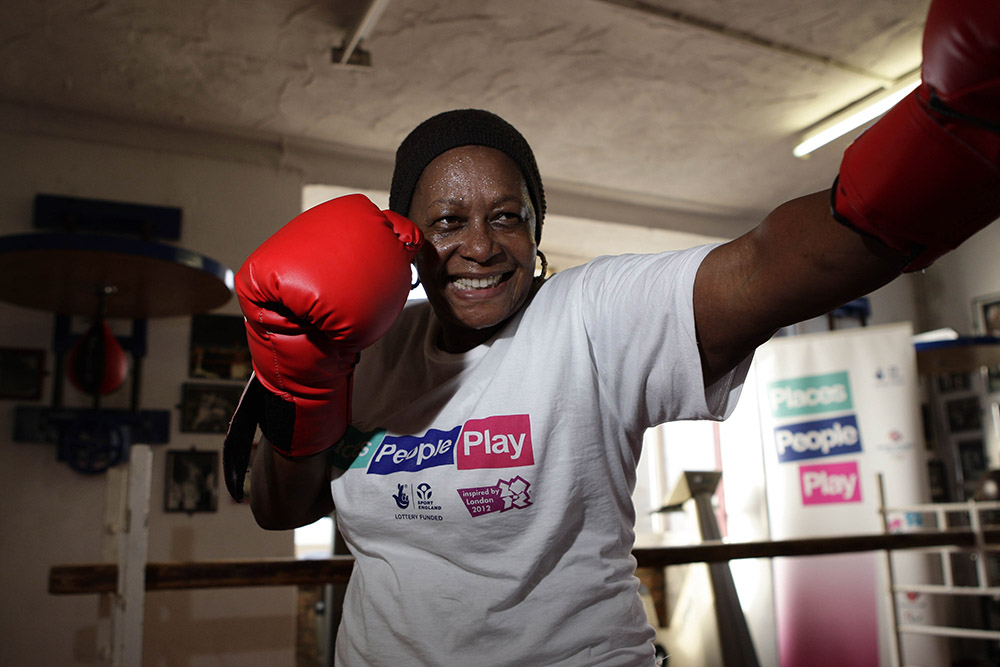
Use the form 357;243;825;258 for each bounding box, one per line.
535;249;548;279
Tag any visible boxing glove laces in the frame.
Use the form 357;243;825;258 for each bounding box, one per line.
223;194;422;502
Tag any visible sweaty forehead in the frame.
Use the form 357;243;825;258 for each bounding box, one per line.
413;145;529;207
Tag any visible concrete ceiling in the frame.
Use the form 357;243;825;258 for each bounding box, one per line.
0;0;930;238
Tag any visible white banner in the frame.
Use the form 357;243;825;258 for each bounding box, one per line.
753;323;944;667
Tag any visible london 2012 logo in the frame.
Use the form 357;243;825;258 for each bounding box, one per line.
457;476;532;517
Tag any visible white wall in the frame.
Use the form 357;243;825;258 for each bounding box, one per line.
0;110;308;667
918;222;1000;335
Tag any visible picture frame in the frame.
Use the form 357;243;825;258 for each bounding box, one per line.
936;371;971;395
972;292;1000;337
188;313;251;381
958;438;987;485
945;396;982;434
986;367;1000;394
0;347;45;400
927;459;948;503
164;448;219;513
179;383;244;434
920;403;935;449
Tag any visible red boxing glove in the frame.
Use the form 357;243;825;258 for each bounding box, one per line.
223;194;421;501
832;0;1000;271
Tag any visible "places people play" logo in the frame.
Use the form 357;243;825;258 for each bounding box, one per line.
342;414;536;476
799;461;862;505
768;371;864;505
769;371;861;464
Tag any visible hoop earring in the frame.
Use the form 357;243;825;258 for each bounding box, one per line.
535;249;548;279
410;265;421;290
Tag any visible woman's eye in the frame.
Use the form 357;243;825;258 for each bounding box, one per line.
493;212;522;226
432;216;461;230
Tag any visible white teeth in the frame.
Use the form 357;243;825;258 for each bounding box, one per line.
453;275;502;290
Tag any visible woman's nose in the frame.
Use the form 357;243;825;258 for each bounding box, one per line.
457;220;499;262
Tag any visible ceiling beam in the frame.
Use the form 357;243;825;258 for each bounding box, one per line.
594;0;897;84
334;0;393;66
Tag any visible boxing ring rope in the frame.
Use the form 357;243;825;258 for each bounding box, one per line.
48;526;1000;594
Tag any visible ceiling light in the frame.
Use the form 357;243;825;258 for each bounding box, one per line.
793;71;922;158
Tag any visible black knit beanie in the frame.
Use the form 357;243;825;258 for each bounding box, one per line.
389;109;546;244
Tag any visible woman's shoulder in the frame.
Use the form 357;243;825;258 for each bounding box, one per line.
363;299;433;363
396;298;434;326
539;244;719;292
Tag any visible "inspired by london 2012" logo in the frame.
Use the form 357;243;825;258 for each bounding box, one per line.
457;476;532;517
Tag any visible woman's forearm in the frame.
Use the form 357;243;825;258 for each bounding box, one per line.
250;436;334;531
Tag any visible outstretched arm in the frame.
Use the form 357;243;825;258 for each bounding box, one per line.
694;190;903;386
695;0;999;385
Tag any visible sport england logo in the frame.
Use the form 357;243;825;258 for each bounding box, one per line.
800;461;862;505
774;415;862;463
458;476;532;517
768;371;852;418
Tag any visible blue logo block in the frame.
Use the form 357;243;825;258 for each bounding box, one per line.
368;426;461;475
774;414;863;463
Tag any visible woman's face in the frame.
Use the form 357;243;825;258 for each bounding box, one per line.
409;145;538;352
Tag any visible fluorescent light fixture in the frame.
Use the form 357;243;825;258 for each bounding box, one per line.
793;71;922;158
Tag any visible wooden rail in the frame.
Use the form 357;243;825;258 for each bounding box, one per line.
633;527;1000;567
50;556;356;595
50;528;1000;596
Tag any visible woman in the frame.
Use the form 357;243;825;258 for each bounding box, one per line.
238;110;765;665
329;111;748;665
227;3;998;663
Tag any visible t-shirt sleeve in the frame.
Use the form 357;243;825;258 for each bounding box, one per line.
577;244;751;430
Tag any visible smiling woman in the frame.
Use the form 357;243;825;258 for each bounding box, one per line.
293;109;754;666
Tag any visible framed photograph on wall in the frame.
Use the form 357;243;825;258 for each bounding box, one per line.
164;448;219;513
179;383;243;434
958;438;987;485
972;292;1000;337
986;367;1000;394
927;459;948;503
945;396;983;434
936;371;972;394
188;313;251;381
0;347;45;400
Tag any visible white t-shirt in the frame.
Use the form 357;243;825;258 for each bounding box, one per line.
328;245;749;666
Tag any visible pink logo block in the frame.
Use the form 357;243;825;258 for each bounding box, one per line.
456;414;534;470
800;461;862;505
458;476;532;517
